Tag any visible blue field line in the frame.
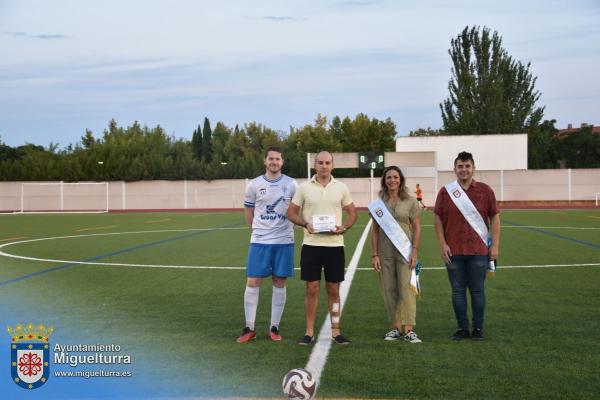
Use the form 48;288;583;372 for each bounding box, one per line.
0;223;244;286
503;220;600;250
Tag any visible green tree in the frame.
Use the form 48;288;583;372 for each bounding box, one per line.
0;140;18;162
211;122;232;163
192;125;202;160
440;26;544;134
81;129;95;150
224;125;247;161
334;114;396;152
528;120;558;169
330;116;344;148
408;127;444;137
555;125;600;168
291;114;342;154
245;122;280;152
202;117;213;162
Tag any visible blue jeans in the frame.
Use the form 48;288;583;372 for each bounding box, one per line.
446;255;488;330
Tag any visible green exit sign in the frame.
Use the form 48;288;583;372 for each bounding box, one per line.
358;152;384;169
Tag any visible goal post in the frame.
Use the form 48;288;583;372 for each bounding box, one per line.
19;182;109;213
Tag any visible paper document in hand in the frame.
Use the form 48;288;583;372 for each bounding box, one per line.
410;261;422;297
312;214;336;232
487;260;496;277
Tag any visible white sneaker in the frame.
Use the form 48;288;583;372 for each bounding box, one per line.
384;329;402;341
404;330;422;343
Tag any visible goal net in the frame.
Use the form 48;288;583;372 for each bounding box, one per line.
19;182;109;213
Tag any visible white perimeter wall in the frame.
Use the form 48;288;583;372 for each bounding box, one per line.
396;134;528;171
1;168;599;212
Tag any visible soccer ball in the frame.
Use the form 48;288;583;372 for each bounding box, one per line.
282;368;316;399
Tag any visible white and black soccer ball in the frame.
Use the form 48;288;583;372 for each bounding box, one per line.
282;368;316;400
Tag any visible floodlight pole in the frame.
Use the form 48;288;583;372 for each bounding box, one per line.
307;153;310;179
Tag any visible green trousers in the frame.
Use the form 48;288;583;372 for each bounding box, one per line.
379;252;416;326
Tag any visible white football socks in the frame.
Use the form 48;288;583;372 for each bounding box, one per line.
244;286;260;331
270;286;287;328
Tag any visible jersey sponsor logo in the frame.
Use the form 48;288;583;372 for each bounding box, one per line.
266;196;285;214
259;214;287;221
260;196;289;221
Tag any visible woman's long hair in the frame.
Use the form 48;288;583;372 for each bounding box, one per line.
378;166;409;201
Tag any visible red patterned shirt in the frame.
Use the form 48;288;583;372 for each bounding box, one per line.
434;180;499;256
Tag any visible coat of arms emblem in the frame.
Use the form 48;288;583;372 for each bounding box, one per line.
8;322;53;390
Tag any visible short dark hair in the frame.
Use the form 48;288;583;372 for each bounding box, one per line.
454;151;474;166
264;146;283;158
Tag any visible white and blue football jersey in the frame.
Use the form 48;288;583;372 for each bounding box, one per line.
244;174;297;244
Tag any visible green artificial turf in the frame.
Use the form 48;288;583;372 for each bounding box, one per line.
0;210;598;398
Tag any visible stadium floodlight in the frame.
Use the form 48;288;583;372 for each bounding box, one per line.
19;182;109;214
358;152;385;170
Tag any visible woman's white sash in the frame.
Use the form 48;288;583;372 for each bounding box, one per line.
444;181;489;245
368;198;412;261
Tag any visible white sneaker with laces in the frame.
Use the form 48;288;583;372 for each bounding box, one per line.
384;329;402;341
404;330;422;343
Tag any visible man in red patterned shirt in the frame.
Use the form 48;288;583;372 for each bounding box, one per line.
434;151;500;341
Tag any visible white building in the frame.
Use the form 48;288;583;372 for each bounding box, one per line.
395;134;528;171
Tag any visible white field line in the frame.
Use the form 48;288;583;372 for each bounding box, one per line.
494;225;600;230
0;226;598;270
419;224;600;230
0;227;247;249
1;249;598;272
0;223;596;251
304;220;372;395
358;263;600;270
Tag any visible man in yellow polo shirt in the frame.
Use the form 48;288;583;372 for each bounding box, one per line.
287;151;357;345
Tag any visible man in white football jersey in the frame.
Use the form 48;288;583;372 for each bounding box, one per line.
237;146;298;343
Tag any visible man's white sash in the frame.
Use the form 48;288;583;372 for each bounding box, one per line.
444;181;489;246
368;198;412;261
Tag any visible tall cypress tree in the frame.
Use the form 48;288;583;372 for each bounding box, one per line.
192;124;203;160
202;117;213;162
440;26;544;134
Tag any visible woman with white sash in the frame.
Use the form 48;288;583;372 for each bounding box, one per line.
370;166;423;343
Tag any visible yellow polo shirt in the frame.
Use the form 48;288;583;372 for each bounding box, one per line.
291;175;353;247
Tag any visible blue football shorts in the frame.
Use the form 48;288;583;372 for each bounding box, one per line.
246;243;295;278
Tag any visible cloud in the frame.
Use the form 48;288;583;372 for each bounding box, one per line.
3;30;68;40
337;0;383;7
262;15;297;22
32;33;68;40
3;31;27;37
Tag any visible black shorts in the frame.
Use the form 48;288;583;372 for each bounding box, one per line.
300;245;345;282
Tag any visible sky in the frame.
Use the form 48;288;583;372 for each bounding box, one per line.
1;0;599;148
